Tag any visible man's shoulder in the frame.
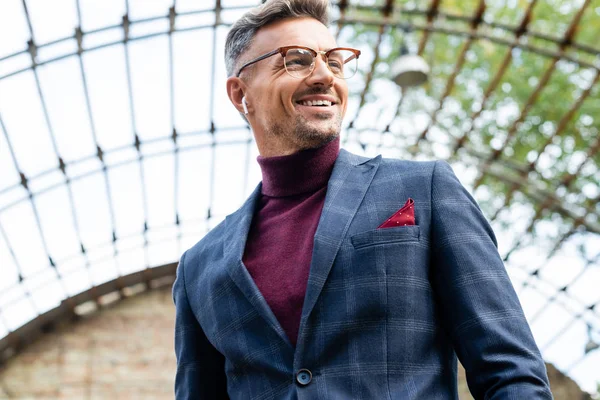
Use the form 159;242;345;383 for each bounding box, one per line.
335;149;452;192
379;155;437;172
340;148;437;172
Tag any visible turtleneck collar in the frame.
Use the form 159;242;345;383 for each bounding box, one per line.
257;136;340;197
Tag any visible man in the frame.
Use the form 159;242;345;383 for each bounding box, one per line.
172;0;553;398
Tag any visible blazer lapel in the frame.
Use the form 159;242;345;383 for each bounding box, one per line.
297;149;381;345
222;183;292;347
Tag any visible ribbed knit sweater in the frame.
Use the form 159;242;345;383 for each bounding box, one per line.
242;137;340;346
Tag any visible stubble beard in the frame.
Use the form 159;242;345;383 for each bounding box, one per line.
267;112;342;151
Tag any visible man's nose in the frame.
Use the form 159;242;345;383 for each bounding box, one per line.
306;55;334;86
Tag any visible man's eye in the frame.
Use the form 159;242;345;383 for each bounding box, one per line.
328;61;343;70
287;58;311;66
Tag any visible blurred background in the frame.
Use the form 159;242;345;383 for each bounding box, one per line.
0;0;598;398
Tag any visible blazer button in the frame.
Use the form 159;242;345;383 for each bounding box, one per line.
296;369;312;386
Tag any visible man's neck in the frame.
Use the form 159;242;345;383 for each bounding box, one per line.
256;136;340;197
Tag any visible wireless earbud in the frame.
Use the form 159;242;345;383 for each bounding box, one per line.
242;96;249;115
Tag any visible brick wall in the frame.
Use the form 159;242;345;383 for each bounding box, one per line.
0;284;176;400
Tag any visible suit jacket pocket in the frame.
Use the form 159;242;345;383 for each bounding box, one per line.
351;225;420;249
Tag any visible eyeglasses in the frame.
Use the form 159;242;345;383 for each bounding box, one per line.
235;45;361;79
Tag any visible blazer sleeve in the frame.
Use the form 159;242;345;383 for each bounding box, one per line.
172;250;229;399
429;160;553;399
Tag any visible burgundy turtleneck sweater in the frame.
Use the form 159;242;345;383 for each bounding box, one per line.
242;137;340;346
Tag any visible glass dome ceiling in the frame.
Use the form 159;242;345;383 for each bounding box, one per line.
0;0;599;393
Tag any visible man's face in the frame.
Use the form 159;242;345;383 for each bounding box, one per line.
239;17;349;155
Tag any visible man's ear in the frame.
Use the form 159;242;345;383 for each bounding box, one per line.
226;76;248;115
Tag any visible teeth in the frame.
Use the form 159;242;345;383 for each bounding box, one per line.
300;100;333;107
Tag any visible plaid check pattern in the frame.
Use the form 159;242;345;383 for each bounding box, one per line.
173;149;552;399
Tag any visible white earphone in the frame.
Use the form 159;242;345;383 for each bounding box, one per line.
242;96;249;115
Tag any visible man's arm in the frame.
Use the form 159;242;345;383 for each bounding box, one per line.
430;160;552;399
173;251;229;399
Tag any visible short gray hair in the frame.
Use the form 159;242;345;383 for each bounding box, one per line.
224;0;330;78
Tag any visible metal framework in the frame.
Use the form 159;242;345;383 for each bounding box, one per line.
0;0;598;391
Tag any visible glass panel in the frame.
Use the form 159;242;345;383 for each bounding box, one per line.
34;185;81;261
62;267;92;296
177;146;211;222
128;36;170;141
0;201;49;278
0;52;31;80
211;143;247;217
543;317;586;367
222;0;256;8
128;0;173;21
86;244;114;266
116;246;145;275
147;239;178;268
221;8;251;25
89;258;119;286
129;19;169;39
535;301;573;349
568;267;600;304
0;186;27;212
70;171;113;248
38;57;97;162
0;284;24;309
0;122;20;191
25;269;64;314
27;170;65;195
173;29;212;133
3;295;36;331
26;0;78;45
82;27;123;50
0;0;30;59
175;11;216;29
66;157;103;181
176;0;214;13
570;343;600;393
0;230;19;292
83;45;134;151
143;153;175;228
79;0;126;32
36;39;78;64
0;71;58;176
108;162;145;239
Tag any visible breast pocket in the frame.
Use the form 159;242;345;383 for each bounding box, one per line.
350;225;420;250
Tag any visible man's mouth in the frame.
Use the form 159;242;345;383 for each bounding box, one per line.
296;100;335;107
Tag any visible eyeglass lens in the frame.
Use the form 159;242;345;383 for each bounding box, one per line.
284;48;358;79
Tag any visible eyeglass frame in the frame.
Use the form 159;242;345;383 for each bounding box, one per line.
235;45;361;79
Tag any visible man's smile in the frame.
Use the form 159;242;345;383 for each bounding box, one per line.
294;94;339;116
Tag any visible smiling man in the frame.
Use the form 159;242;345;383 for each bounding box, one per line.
227;15;350;157
172;0;553;399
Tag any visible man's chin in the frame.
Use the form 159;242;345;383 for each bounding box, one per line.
295;126;339;148
284;114;341;148
304;117;341;133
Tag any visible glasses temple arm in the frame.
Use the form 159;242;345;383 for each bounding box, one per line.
236;49;281;77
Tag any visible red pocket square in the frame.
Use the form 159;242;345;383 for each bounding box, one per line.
378;198;415;228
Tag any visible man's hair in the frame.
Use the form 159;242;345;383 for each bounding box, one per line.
224;0;330;78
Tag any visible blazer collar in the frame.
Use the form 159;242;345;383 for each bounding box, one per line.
294;149;381;355
222;184;294;346
222;149;381;349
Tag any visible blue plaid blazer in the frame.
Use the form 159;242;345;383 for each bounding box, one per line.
173;149;552;399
